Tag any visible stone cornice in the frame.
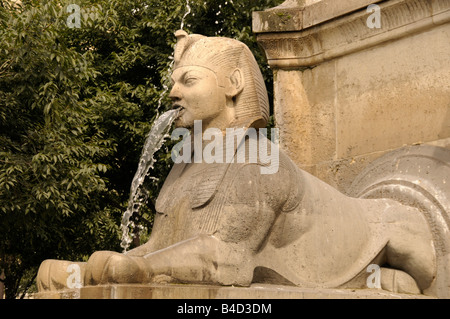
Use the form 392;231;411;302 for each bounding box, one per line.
254;0;450;68
253;0;382;32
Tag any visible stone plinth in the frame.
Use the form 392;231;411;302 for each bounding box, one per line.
253;0;450;192
33;284;434;299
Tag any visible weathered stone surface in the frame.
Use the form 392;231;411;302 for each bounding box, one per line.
273;66;336;168
255;0;450;193
335;24;450;159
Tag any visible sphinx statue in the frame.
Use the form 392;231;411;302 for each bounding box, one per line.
37;30;450;298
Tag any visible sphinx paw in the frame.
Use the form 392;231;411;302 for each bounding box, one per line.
37;260;86;291
84;251;147;285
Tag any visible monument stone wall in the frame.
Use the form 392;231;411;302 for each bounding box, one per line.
253;0;450;192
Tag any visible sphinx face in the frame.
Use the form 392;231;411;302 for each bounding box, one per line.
170;66;228;130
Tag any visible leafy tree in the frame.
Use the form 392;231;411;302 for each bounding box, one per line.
0;0;122;298
0;0;283;298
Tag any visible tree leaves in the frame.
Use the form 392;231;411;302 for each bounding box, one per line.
0;0;121;298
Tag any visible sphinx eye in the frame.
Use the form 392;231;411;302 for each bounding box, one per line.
184;76;198;86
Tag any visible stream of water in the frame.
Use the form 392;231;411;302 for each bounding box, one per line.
120;0;191;252
120;108;180;252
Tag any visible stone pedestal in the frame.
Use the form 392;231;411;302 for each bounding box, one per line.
253;0;450;192
33;283;434;299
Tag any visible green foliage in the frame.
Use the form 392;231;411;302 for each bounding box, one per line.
0;0;283;298
0;0;122;299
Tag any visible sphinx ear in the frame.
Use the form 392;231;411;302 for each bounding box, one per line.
226;68;245;99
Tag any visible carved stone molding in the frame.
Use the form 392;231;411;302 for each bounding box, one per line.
254;0;450;68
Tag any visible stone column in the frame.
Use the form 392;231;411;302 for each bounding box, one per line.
253;0;450;192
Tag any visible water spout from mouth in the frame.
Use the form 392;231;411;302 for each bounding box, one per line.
120;108;180;252
120;0;192;252
172;105;185;117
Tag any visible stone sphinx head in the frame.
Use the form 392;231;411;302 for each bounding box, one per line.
169;30;269;131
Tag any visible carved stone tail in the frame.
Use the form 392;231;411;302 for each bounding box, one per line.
347;144;450;298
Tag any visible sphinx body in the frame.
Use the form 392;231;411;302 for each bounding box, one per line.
96;135;435;293
38;135;436;294
37;30;444;297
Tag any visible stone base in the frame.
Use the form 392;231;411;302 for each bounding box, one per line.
33;284;434;299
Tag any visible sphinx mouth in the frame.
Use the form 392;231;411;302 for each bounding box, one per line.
173;104;185;116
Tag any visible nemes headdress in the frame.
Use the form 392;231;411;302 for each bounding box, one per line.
173;30;270;129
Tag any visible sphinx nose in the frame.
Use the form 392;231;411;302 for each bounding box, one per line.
169;84;182;102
